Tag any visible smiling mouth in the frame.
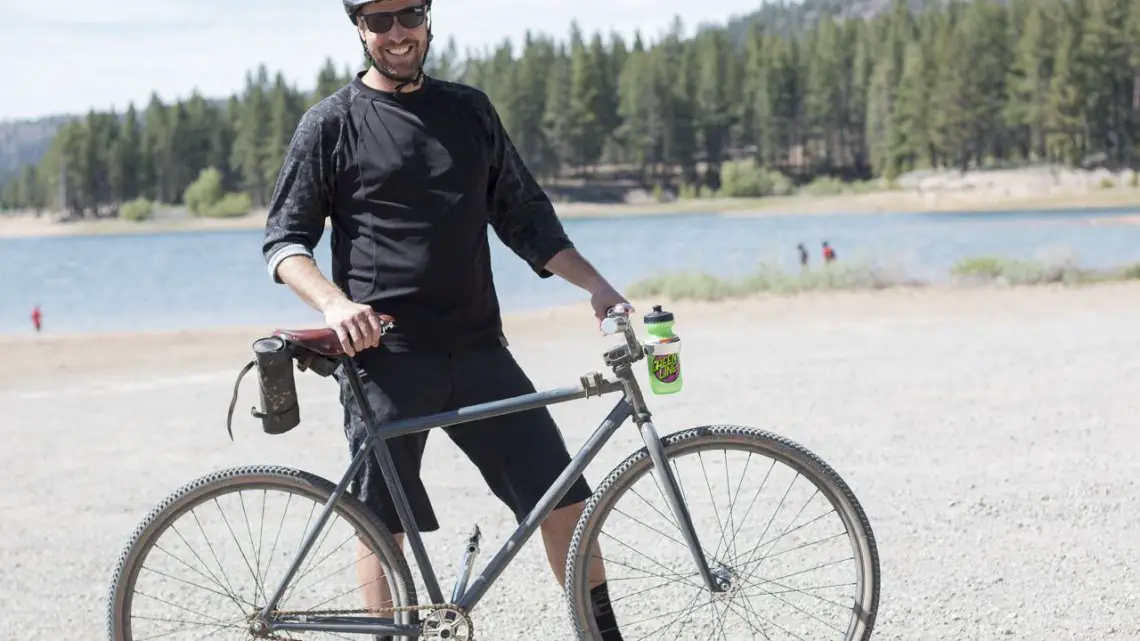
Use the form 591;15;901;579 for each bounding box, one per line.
385;44;414;58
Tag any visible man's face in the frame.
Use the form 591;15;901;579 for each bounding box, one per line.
355;0;429;82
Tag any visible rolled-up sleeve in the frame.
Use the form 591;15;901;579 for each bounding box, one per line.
262;104;340;283
482;94;573;278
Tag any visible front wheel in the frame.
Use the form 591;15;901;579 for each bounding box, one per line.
106;465;418;641
565;425;880;641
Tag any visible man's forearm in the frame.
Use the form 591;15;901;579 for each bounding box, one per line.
544;248;614;294
276;254;350;313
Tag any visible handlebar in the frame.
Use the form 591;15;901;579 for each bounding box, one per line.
599;304;634;336
600;304;645;366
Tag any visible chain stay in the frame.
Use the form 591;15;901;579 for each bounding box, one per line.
269;601;461;617
264;603;466;641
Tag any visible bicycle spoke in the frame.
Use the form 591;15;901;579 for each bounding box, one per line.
631;587;704;641
589;551;702;589
696;451;730;558
580;435;869;641
118;475;411;641
211;496;265;608
131;612;247;641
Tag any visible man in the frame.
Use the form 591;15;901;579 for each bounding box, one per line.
261;1;628;639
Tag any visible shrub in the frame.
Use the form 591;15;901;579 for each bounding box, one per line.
203;192;253;218
119;198;154;221
800;176;847;196
184;168;225;216
719;159;794;198
183;167;253;218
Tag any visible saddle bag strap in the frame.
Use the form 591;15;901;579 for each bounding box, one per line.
225;360;258;441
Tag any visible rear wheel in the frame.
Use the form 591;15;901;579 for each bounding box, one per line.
565;425;879;641
107;465;418;640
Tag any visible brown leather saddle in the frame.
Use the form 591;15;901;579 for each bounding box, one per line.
271;313;396;358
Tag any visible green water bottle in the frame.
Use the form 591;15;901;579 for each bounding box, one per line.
643;305;683;395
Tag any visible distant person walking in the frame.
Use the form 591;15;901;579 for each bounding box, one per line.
822;241;837;264
797;243;809;269
31;304;42;333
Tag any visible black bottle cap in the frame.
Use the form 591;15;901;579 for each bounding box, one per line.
643;304;674;324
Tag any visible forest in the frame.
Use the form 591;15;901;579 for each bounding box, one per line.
1;0;1138;217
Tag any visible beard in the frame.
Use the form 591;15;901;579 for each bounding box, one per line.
363;39;424;83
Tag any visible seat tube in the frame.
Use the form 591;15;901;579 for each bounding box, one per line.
618;365;724;594
341;358;447;605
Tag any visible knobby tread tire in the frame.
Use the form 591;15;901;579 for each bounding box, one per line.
563;425;880;641
105;464;418;641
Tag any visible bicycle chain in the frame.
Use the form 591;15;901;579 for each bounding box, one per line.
263;602;466;640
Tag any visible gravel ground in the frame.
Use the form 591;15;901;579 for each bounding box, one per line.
2;284;1139;641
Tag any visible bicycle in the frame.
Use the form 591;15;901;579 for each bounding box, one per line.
107;306;880;641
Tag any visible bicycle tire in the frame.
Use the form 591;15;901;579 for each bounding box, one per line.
564;424;880;641
106;464;418;641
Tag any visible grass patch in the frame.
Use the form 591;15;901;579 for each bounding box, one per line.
628;259;918;301
628;255;1140;302
949;255;1109;286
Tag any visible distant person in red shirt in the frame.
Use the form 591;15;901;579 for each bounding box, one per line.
822;241;837;264
31;305;43;333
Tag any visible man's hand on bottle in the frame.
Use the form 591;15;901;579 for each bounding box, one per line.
324;298;383;357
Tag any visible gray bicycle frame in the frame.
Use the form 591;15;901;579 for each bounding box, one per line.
256;315;723;638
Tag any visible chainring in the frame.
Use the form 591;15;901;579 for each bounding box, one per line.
420;606;474;640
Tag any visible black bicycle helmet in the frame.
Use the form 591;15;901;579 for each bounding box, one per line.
343;0;433;23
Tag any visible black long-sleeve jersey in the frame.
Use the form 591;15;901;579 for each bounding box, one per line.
262;73;573;353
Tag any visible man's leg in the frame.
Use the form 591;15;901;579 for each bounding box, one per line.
336;348;452;619
445;346;626;641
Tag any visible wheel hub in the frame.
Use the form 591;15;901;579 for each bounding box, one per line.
711;563;739;602
420;606;474;641
246;616;271;638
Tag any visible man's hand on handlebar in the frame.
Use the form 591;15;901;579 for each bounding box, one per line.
323;298;383;357
590;286;633;330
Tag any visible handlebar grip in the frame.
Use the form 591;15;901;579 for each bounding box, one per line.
600;316;628;335
605;303;634;318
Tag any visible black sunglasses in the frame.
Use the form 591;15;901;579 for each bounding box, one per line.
359;5;427;34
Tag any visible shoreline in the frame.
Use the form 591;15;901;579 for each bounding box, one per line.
6;281;1140;390
2;185;1139;240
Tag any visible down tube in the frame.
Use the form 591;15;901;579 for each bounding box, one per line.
456;399;633;612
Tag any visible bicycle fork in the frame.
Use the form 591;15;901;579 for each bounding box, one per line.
620;369;728;596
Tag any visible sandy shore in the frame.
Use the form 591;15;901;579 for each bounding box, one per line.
4;283;1140;640
2;167;1138;239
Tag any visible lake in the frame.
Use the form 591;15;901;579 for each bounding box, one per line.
2;206;1139;335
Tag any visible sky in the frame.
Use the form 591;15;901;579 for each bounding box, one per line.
0;0;765;121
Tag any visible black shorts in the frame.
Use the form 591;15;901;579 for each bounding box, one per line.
334;344;594;534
